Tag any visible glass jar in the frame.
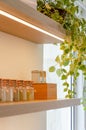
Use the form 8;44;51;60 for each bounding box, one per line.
14;80;21;101
22;81;27;101
25;81;34;101
8;80;14;102
29;86;34;100
1;79;9;102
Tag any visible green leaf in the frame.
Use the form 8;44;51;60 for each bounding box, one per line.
49;66;55;72
76;72;79;77
56;69;62;76
62;69;67;73
60;45;65;50
64;48;70;54
79;65;86;71
69;71;74;75
64;88;68;92
68;89;72;94
55;56;60;63
63;59;70;66
61;75;67;80
68;95;73;98
63;82;69;87
65;94;70;98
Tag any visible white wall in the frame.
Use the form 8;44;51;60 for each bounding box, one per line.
0;31;43;80
0;31;46;130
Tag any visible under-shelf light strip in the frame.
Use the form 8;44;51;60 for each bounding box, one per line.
0;10;64;42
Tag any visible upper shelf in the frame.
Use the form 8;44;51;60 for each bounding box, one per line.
0;0;66;44
0;98;80;118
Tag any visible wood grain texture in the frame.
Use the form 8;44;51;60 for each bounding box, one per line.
0;0;66;44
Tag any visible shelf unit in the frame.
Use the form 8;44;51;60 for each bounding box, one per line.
0;0;66;44
0;0;80;118
0;98;80;118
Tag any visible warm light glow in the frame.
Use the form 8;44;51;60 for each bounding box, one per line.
0;10;64;42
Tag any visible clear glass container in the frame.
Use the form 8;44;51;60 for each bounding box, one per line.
22;81;27;101
8;80;14;102
28;81;34;100
1;79;9;102
14;80;21;101
29;86;34;100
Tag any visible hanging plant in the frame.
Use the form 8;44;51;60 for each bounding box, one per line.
37;0;86;108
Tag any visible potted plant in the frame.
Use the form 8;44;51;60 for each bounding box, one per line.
37;0;86;109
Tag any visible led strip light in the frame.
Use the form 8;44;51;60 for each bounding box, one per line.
0;10;64;42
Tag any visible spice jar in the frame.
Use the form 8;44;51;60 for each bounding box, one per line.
14;80;21;101
22;81;27;101
8;80;14;102
1;79;9;102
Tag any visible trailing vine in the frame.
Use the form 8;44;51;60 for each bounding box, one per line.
37;0;86;108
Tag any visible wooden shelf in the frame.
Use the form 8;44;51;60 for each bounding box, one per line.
0;0;66;44
0;98;80;118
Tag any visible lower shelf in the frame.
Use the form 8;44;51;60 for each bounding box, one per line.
0;98;80;118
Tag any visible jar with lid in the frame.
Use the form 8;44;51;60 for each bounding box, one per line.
8;80;14;102
22;81;27;101
27;81;34;101
18;80;23;101
14;80;22;101
25;81;30;101
29;86;34;100
1;79;9;102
